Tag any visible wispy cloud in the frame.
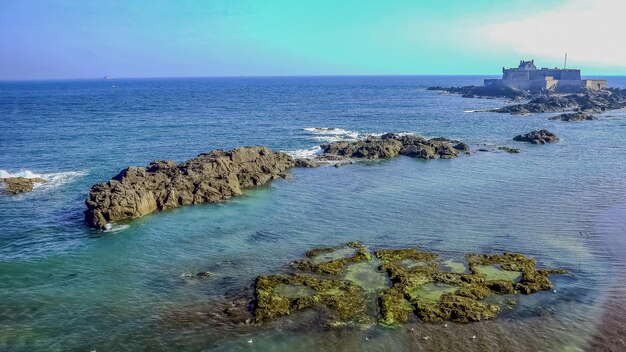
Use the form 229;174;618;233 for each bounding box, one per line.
473;0;626;68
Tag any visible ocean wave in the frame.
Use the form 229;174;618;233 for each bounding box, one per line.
303;127;360;142
284;146;323;159
102;223;130;233
0;169;88;192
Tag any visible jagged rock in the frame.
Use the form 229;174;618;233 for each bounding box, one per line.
513;130;559;144
548;112;598;121
294;158;322;168
321;134;467;160
85;147;294;230
1;177;47;194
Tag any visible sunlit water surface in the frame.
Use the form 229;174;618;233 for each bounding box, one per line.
1;76;625;351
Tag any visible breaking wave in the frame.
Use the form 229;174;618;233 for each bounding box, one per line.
303;127;361;142
0;169;88;192
284;146;324;159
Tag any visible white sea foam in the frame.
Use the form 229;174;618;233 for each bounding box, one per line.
284;146;323;159
0;169;88;192
303;127;360;142
102;223;130;233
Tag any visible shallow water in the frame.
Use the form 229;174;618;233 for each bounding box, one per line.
475;265;522;282
410;283;459;303
1;76;626;351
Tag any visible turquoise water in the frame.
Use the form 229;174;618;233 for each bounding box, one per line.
1;76;626;351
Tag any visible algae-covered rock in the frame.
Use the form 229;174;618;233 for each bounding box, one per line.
252;243;567;327
254;274;366;322
294;242;371;274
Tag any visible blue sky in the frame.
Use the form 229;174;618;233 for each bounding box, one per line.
1;0;623;79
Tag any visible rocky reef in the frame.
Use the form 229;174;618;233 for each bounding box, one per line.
490;88;626;115
252;242;566;327
320;133;470;161
427;85;530;100
84;147;294;230
85;132;473;229
513;130;559;144
548;112;598;121
1;177;46;194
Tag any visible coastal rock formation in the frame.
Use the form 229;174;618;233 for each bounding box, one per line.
85;147;294;230
491;88;626;114
548;112;598;121
513;130;559;144
250;242;567;326
1;177;47;194
320;133;470;160
427;85;530;100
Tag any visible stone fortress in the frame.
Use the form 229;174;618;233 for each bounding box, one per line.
484;60;606;91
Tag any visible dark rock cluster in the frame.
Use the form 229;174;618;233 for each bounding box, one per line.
513;130;559;144
548;112;598;121
321;133;470;160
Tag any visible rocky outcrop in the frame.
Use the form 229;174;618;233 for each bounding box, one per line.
294;158;322;168
491;88;626;114
427;85;530;100
1;177;46;194
513;130;559;144
85;147;294;230
320;133;470;160
548;112;598;121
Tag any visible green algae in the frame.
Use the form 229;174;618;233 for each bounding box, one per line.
439;259;467;273
253;244;567;327
398;259;431;270
312;246;358;264
409;283;459;303
273;284;315;298
475;264;522;282
294;242;371;275
343;259;390;293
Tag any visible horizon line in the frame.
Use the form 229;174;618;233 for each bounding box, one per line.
2;73;625;83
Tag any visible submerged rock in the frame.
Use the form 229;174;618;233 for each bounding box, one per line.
1;177;47;194
84;147;294;230
513;130;559;144
320;134;469;161
548;112;598;121
498;146;520;153
250;242;566;327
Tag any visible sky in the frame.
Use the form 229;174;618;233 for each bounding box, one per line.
1;0;624;80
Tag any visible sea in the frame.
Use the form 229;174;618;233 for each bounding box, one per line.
1;76;625;351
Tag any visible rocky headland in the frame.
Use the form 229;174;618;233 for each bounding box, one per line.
85;147;294;230
490;88;626;115
429;85;626;115
1;177;46;194
513;130;559;144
